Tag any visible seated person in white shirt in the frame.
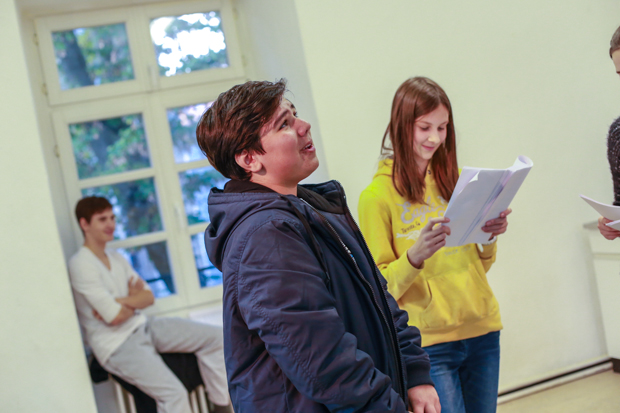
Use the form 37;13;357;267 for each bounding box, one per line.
68;196;232;413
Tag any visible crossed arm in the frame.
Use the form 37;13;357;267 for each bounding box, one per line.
93;277;154;326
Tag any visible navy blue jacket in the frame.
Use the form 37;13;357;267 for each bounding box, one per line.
205;180;433;412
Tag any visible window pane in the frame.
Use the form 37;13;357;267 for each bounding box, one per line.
70;114;150;179
52;23;134;90
82;178;162;239
150;12;229;77
191;233;222;288
179;166;228;225
167;102;212;163
117;241;175;298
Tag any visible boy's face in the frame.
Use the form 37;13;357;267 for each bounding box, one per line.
254;99;319;187
80;208;116;244
613;49;620;78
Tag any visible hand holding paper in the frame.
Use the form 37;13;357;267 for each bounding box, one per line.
406;217;451;268
580;195;620;239
598;216;620;240
443;156;533;247
481;208;512;238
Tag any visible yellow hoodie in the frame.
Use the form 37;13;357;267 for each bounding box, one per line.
358;159;502;347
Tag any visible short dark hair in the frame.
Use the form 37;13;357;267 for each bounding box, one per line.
75;196;112;225
196;79;287;180
611;26;620;57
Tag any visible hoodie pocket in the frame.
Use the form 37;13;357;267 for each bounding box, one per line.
419;263;498;330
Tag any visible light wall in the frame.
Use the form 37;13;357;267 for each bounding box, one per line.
293;0;620;389
6;0;329;411
5;0;620;409
0;1;96;412
235;0;330;183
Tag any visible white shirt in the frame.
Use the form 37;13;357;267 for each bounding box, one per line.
68;246;148;364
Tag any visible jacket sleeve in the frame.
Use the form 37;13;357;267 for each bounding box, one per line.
358;189;421;301
476;241;497;272
235;217;407;413
607;117;620;205
377;271;434;390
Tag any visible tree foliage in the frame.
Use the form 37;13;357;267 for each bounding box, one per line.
53;23;134;90
71;114;150;179
152;12;229;76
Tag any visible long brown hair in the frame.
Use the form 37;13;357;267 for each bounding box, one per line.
381;77;459;204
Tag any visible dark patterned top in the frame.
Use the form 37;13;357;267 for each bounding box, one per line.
608;116;620;205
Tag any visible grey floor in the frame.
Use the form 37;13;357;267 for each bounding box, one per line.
497;370;620;413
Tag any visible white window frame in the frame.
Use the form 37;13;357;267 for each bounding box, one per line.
35;0;244;106
141;0;244;91
146;81;240;307
37;0;245;314
35;8;148;106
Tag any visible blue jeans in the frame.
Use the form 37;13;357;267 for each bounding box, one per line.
424;331;500;413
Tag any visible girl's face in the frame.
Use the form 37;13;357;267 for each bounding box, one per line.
412;104;449;169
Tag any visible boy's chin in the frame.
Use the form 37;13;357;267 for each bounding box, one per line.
299;159;320;182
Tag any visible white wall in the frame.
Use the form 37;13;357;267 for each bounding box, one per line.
7;1;330;410
0;1;97;412
293;0;620;389
6;0;620;408
235;0;330;183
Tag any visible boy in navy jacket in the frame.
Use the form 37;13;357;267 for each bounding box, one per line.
197;79;440;413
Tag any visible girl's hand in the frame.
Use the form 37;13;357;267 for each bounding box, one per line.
406;217;451;269
481;208;512;239
598;216;620;240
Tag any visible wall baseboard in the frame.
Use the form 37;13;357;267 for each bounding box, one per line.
497;359;612;405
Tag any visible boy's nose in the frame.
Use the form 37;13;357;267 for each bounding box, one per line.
297;119;311;136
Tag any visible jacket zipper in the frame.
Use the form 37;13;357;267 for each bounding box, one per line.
332;182;408;400
298;197;406;400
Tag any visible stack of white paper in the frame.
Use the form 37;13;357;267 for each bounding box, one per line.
444;155;533;247
580;195;620;230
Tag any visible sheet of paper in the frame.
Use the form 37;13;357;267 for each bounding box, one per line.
579;195;620;221
607;220;620;231
444;155;533;247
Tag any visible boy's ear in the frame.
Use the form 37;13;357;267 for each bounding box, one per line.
78;217;89;233
235;150;263;175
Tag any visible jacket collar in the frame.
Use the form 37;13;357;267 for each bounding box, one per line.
222;179;344;214
223;179;275;194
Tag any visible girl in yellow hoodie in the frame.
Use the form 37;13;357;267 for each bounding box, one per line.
359;77;511;413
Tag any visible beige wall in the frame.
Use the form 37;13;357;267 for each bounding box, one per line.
236;0;330;183
0;1;97;412
5;0;620;408
293;0;620;389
